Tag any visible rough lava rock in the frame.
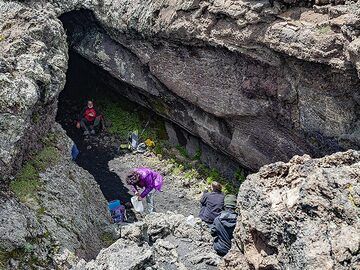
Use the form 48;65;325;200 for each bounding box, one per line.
221;150;360;270
59;212;220;270
0;1;68;179
0;125;112;268
1;0;360;174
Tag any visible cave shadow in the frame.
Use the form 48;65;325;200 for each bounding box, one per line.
56;50;133;211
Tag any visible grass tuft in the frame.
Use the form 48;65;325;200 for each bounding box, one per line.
10;146;60;203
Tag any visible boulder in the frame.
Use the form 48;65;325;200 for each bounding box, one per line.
0;1;68;179
0;125;112;268
63;212;220;270
221;150;360;270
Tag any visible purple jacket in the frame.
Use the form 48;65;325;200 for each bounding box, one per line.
131;168;163;198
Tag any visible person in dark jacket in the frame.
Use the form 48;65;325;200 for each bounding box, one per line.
199;182;224;224
210;194;238;256
76;100;104;135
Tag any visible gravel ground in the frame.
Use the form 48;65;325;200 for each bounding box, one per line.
109;152;206;218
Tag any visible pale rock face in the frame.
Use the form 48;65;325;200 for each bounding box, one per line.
59;212;220;270
221;150;360;270
0;1;68;178
0;125;112;268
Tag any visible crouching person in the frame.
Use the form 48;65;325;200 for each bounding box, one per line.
126;168;163;214
199;182;224;224
76;100;104;135
210;194;238;256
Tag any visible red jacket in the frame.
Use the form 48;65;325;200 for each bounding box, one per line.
84;108;97;122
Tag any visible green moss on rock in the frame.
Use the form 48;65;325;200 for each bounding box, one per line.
10;146;60;203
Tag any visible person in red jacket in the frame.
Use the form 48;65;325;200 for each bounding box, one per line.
76;100;104;135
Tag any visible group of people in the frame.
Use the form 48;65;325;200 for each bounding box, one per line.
199;182;238;256
76;100;237;257
124;168;237;257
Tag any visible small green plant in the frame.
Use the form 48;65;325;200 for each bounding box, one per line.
176;145;189;158
206;168;221;184
10;164;40;203
184;169;199;180
222;182;238;195
0;247;26;269
192;148;202;161
100;232;115;247
37;206;46;216
234;168;246;185
32;147;60;172
171;164;184;176
10;146;60;203
317;25;331;35
0;34;5;42
98;97;167;144
31;112;40;124
41;132;57;147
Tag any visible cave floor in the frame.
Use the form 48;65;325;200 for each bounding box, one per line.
56;95;203;220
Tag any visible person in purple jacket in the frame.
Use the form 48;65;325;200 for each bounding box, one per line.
126;167;163;213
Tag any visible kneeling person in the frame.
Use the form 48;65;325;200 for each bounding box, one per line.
76;100;103;135
210;194;238;256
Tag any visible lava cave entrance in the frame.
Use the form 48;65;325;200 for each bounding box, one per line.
56;51;167;203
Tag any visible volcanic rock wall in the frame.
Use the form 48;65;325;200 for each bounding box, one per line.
221;150;360;269
1;0;360;176
32;0;360;170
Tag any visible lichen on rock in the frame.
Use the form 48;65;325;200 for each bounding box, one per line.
221;150;360;270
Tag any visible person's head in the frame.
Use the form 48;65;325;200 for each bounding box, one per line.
224;194;237;210
87;100;94;108
211;181;222;193
126;171;140;185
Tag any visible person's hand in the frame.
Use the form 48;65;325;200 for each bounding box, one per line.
89;113;94;117
137;194;143;200
76;122;80;129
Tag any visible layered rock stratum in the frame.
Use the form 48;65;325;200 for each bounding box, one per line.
1;0;360;177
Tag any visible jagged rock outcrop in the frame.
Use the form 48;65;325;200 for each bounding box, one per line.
0;1;68;179
221;150;360;270
58;212;220;270
0;125;112;269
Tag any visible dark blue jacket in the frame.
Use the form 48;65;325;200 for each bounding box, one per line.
210;209;238;256
199;191;224;224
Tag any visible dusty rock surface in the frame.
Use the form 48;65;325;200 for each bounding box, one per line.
61;212;220;270
221;150;360;270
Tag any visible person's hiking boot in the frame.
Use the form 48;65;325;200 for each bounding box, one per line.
83;130;90;136
90;129;95;135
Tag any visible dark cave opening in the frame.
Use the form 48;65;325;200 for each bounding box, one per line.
56;50;133;203
57;10;246;211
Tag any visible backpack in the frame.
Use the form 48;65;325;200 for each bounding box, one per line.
71;144;79;160
110;205;127;223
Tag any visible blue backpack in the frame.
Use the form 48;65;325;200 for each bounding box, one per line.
111;205;127;223
108;200;127;223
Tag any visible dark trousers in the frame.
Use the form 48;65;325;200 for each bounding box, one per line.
80;116;102;131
